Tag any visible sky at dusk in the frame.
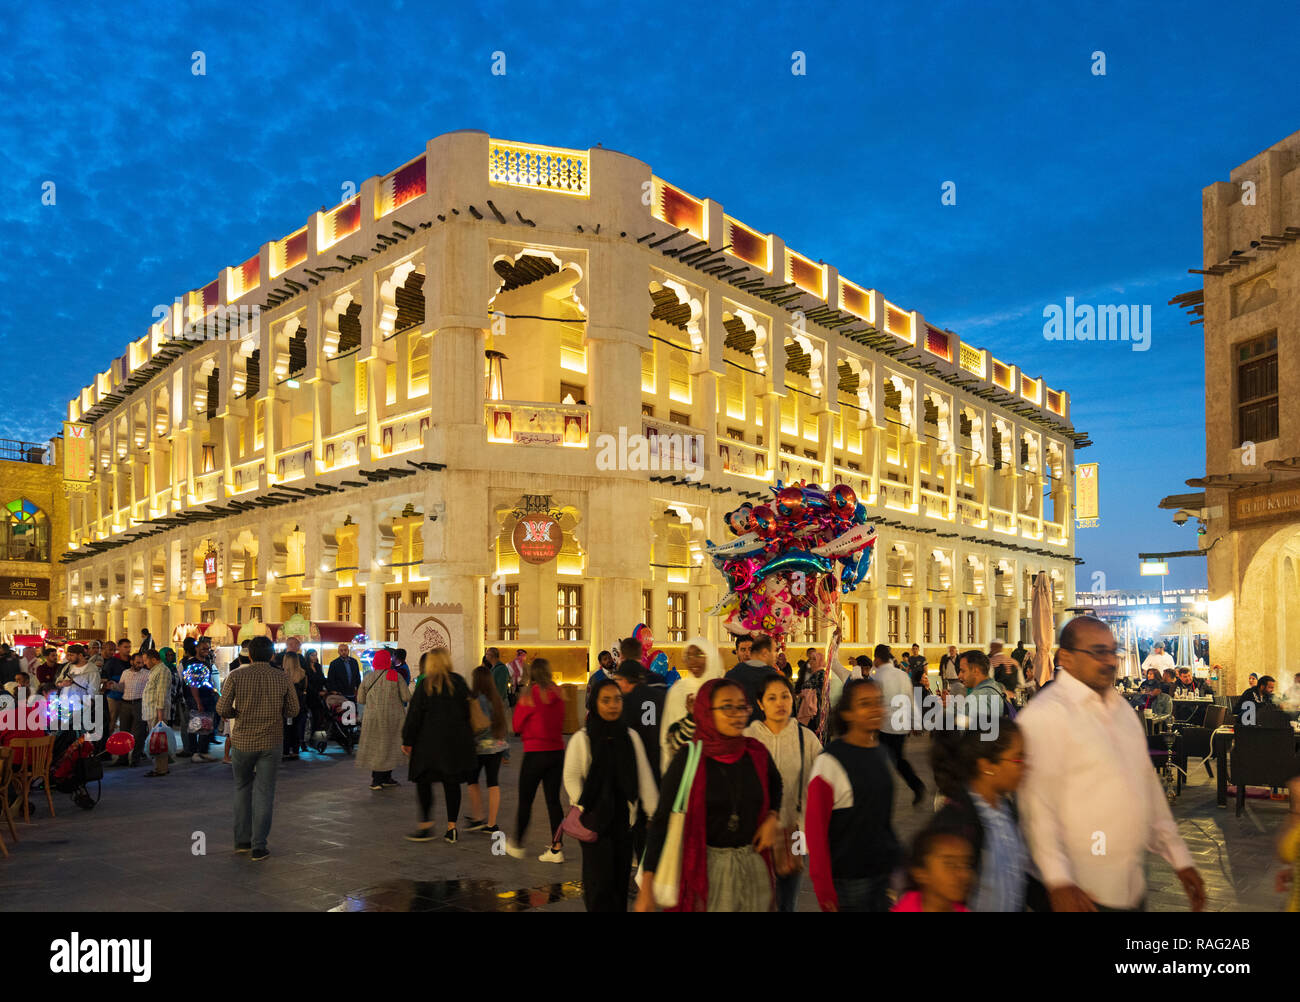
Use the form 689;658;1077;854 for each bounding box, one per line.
4;0;1299;591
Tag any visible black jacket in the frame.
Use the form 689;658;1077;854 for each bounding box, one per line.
402;673;477;783
327;656;361;696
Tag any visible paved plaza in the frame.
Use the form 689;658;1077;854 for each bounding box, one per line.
0;733;1289;912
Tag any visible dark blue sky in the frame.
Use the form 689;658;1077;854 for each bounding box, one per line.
6;0;1299;590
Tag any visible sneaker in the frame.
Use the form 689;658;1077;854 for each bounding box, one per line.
369;782;383;791
504;841;526;859
405;828;436;842
250;848;269;861
234;843;252;853
463;818;489;832
539;847;565;864
444;827;458;844
482;825;500;836
380;778;399;788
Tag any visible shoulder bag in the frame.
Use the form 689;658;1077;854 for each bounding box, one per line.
651;739;704;909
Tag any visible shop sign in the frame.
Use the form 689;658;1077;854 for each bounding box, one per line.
512;515;562;565
1229;480;1300;530
0;576;50;601
203;550;218;588
63;422;93;483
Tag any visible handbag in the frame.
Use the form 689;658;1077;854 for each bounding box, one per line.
187;712;214;734
556;805;598;844
651;739;704;909
148;722;170;756
468;695;490;733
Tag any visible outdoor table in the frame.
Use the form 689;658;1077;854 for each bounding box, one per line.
1213;723;1300;808
1172;698;1211;725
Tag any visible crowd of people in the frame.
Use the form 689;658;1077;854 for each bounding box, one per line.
5;616;1299;913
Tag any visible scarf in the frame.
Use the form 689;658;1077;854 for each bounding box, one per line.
579;679;640;835
673;678;775;912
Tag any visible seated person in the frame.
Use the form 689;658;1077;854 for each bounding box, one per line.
1173;667;1213;698
1138;667;1162;693
1160;668;1177;696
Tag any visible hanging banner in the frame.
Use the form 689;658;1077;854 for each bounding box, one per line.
64;422;92;482
1075;462;1099;528
203;550;218;587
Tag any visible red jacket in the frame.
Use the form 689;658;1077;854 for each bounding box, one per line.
512;685;565;752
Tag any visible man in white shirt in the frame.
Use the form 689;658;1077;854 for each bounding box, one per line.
1140;642;1175;678
1017;616;1205;912
871;643;925;805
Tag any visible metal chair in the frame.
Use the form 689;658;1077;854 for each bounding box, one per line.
9;736;56;822
1229;727;1300;817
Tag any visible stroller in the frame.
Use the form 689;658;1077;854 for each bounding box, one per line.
51;733;103;810
307;690;359;755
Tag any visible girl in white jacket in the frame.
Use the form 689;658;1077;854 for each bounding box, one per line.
659;635;724;774
563;678;659;912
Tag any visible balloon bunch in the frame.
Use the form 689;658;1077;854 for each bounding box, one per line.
631;623;669;679
706;482;876;644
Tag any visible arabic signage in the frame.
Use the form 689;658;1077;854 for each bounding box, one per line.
0;576;50;602
509;494;564;565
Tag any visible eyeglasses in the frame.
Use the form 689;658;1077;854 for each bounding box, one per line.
1063;646;1119;660
712;702;751;716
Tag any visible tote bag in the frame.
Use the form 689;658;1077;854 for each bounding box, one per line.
651;739;704;909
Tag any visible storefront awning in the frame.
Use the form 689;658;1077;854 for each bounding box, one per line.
268;621;364;644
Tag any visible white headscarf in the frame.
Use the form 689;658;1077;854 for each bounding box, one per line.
660;636;725;772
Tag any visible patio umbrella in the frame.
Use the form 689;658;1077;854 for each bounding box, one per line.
1031;572;1054;685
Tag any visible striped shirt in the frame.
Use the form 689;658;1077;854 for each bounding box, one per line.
216;661;299;753
968;788;1028;912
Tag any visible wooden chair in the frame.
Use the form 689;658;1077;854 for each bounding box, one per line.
0;747;17;856
9;736;56;822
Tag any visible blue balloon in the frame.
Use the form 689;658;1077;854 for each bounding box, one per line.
758;550;833;580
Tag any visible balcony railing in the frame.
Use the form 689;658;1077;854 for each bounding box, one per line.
957;499;985;529
193;471;223;504
718;439;768;479
989;507;1016;533
231;459;264;494
486;401;590;448
0;439;50;465
378;411;430;458
880;481;914;510
321;429;366;472
274;444;313;484
831;467;873;504
777;451;824;487
1018;513;1042;539
920;489;952;520
488;139;590;196
642;416;706;474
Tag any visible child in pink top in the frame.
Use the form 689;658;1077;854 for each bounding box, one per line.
891;828;973;912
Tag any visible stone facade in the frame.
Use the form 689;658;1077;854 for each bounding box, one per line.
0;439;67;637
60;131;1080;678
1190;130;1300;693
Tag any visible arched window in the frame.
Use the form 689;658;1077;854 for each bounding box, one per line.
2;499;50;562
408;334;429;395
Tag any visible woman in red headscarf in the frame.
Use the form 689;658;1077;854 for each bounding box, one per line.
635;678;783;911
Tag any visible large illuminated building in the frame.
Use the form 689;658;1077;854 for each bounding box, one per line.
60;131;1082;676
1166;129;1300;693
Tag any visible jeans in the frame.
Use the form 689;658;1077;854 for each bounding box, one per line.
516;750;565;846
231;747;281;851
834;873;892;912
776;870;803;913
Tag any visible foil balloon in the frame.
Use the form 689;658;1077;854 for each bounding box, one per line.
830;484;857;516
750;505;778;538
775;486;805;519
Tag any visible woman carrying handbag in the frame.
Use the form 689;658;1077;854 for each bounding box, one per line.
636;678;783;912
561;678;659;912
